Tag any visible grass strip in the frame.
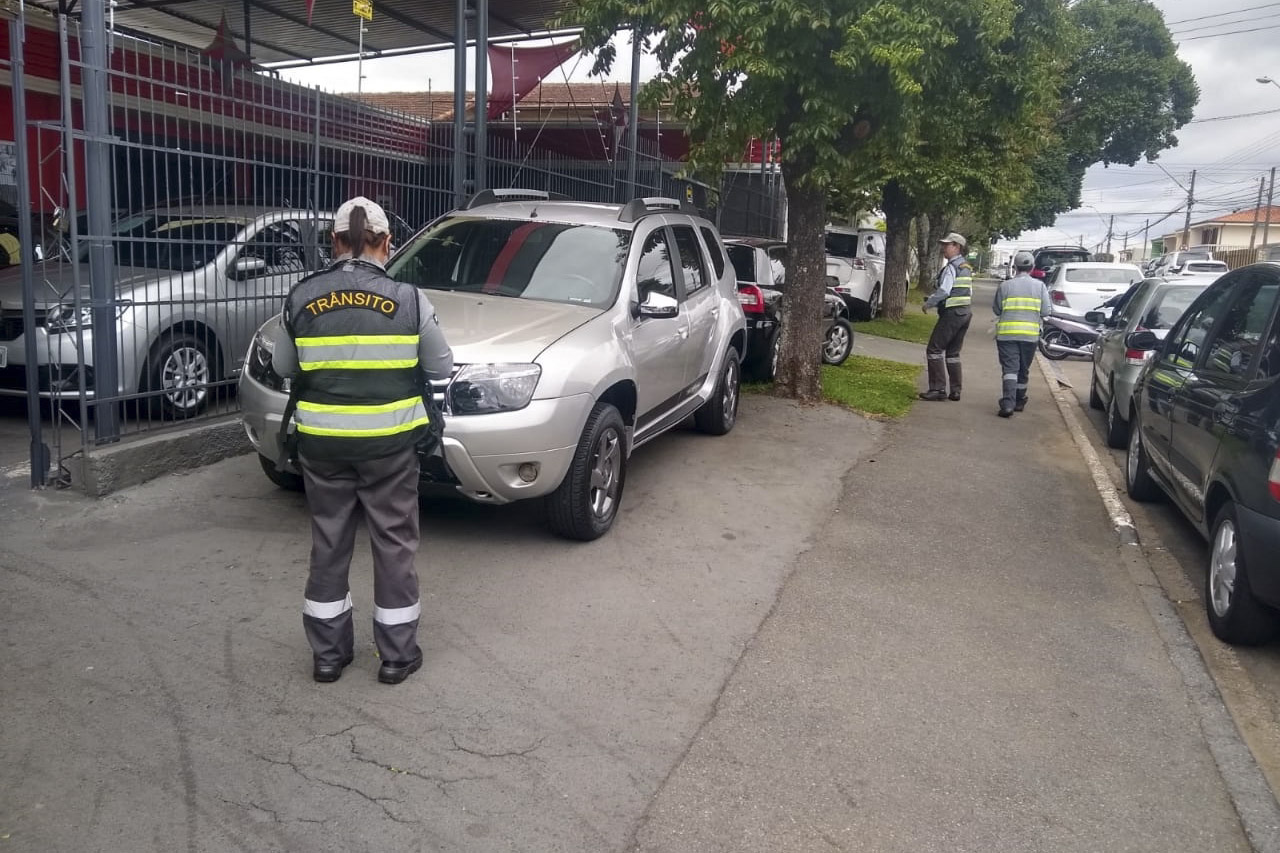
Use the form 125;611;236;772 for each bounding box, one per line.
743;355;922;419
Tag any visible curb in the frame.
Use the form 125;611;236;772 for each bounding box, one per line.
1037;354;1280;853
67;417;251;497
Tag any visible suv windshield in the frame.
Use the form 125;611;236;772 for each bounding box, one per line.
388;216;630;308
92;214;251;271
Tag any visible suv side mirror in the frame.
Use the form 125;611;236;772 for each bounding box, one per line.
636;284;678;319
1125;329;1160;352
1085;310;1107;325
233;256;268;278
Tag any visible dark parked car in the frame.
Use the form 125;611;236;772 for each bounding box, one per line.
1125;263;1280;645
725;237;849;380
1031;245;1092;280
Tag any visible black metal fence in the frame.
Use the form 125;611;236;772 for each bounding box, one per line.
4;7;784;489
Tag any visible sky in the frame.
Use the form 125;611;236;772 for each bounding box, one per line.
278;4;1280;260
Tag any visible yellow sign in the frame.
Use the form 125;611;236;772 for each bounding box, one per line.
353;0;372;20
684;185;694;203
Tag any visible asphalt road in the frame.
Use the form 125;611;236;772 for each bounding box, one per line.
0;282;1274;852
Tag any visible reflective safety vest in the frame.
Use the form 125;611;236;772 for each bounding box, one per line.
942;258;973;310
995;272;1051;341
283;259;428;462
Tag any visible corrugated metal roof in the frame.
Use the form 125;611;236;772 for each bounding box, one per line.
29;0;577;64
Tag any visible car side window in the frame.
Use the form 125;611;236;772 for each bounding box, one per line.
241;220;306;277
671;226;709;295
636;228;677;301
767;246;788;286
1202;272;1280;378
1161;284;1236;369
1257;307;1280;380
699;226;726;279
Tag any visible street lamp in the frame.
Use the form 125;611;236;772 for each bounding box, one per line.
1258;76;1280;91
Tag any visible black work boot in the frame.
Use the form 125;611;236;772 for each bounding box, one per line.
920;359;948;401
1014;396;1027;412
946;361;962;401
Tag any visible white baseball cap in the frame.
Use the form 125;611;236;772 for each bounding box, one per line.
334;196;390;236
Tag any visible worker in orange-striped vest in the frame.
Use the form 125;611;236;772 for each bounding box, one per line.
273;197;453;685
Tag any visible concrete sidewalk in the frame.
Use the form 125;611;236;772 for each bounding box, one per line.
632;329;1262;851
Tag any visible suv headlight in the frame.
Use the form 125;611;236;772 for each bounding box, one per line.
246;328;289;392
45;302;129;333
449;363;541;414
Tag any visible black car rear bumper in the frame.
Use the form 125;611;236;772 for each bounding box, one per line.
1239;503;1280;602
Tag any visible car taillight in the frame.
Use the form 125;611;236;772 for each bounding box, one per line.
1051;290;1067;305
1125;348;1151;366
737;285;765;314
851;258;867;270
1270;448;1280;501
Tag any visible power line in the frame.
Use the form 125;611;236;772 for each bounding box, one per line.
1169;9;1280;33
1165;1;1280;25
1189;107;1280;123
1178;21;1280;40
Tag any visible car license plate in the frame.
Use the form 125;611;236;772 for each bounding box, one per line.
0;345;6;369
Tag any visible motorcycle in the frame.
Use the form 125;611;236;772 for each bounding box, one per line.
1039;311;1101;360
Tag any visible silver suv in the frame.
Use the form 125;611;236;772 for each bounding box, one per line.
239;191;748;540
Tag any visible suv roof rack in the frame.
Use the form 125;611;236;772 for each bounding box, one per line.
617;196;697;224
462;189;572;209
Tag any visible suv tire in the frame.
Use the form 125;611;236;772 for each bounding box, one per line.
1206;502;1278;645
546;402;627;541
1089;371;1104;411
695;348;741;435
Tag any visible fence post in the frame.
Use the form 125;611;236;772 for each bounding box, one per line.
473;0;488;194
452;0;467;206
9;13;50;486
81;0;121;443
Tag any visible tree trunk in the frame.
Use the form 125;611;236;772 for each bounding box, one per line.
917;210;949;295
881;180;914;323
773;175;826;403
913;213;930;295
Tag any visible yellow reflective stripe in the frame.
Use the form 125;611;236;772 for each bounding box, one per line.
1003;298;1041;309
296;335;419;347
296;417;430;438
998;321;1041;330
296;397;424;415
295;395;430;437
300;359;419;371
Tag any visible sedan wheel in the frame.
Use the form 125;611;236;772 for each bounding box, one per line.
146;332;217;419
1205;502;1278;645
822;319;854;366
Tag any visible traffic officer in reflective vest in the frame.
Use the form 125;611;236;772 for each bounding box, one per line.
919;232;974;401
273;197;453;684
992;250;1052;417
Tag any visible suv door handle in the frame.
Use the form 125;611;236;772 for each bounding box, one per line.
679;327;690;339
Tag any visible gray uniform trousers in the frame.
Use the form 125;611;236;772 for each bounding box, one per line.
300;445;422;667
997;340;1038;409
925;307;973;392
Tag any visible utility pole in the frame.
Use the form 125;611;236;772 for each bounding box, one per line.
1180;170;1197;250
1250;175;1266;251
1265;166;1277;251
1142;219;1150;263
1105;214;1115;258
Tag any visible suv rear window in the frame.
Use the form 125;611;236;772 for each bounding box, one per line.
1064;267;1137;284
387;216;630;308
1035;249;1090;269
1185;262;1226;272
726;244;756;283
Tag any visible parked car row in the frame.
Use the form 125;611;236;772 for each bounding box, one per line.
724;237;853;381
1117;263;1280;646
